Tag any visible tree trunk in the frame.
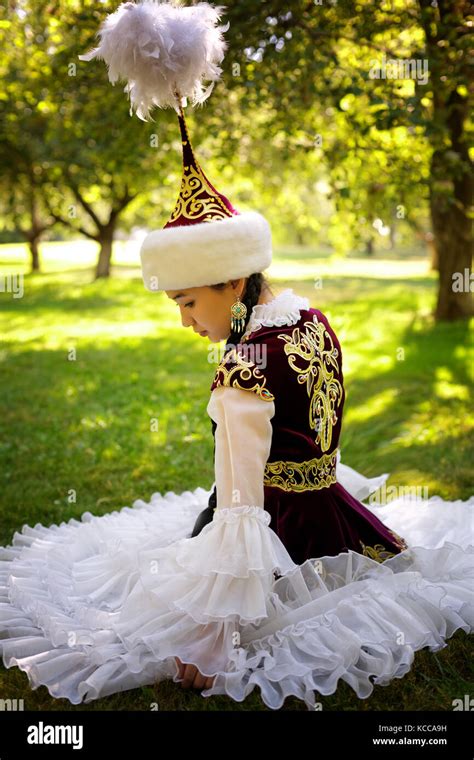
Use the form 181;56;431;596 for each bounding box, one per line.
95;226;114;279
426;233;438;272
428;88;473;319
29;237;40;272
428;83;473;320
419;0;472;320
429;153;473;320
389;219;396;250
26;185;47;273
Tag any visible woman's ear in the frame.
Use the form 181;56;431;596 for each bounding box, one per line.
229;277;246;293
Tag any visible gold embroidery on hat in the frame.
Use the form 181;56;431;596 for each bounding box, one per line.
167;163;233;224
263;451;337;492
166;103;234;225
212;347;275;402
277;316;343;451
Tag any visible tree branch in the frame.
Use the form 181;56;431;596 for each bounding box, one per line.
63;171;104;229
43;196;100;241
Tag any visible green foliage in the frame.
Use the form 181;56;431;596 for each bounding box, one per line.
0;0;471;320
3;0;470;250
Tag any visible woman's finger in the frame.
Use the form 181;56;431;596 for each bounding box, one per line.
181;664;212;690
192;670;208;690
177;661;216;690
181;663;197;688
175;656;185;679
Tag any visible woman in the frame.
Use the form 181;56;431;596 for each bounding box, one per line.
1;275;471;708
1;0;471;709
165;275;412;692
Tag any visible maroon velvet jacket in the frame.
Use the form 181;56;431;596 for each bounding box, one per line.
210;306;408;566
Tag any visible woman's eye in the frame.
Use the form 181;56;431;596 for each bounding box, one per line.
184;301;195;308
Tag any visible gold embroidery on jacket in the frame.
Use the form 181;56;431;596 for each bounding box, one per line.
264;451;337;492
212;347;275;402
277;316;343;451
359;530;409;563
359;542;398;563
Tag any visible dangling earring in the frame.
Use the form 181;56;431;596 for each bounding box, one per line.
230;293;247;334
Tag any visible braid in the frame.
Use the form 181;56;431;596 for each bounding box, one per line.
190;272;271;537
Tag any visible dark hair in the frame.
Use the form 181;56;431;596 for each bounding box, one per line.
190;272;273;537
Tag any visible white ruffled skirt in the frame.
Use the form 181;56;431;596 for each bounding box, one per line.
0;453;473;710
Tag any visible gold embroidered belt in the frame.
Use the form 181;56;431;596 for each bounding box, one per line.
263;450;338;493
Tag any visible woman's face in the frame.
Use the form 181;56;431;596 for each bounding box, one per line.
165;279;246;342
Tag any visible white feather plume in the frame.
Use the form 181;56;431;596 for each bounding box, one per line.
78;0;230;121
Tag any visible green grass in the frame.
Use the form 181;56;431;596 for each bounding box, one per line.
0;240;473;711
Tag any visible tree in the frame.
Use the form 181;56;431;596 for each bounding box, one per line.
0;141;55;272
0;0;174;279
2;0;470;310
218;0;472;319
417;0;472;319
0;4;56;271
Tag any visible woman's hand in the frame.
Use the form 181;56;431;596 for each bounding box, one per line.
175;656;216;690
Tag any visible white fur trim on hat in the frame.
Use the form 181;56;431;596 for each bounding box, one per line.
139;210;272;291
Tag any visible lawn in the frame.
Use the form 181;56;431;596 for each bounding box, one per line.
0;240;472;711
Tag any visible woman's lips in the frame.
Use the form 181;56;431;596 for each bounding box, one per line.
199;330;208;336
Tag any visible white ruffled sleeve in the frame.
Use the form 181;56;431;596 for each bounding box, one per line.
112;385;298;678
170;384;298;618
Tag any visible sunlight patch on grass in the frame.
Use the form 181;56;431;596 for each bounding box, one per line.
4;317;161;346
389;406;463;448
0;240;140;273
433;367;470;401
79;415;109;430
344;388;398;423
270;257;434;282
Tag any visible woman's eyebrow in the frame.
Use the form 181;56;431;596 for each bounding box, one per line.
173;293;187;300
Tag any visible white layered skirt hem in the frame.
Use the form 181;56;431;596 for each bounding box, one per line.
0;456;472;709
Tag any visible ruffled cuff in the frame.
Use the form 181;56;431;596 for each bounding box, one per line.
130;505;298;627
99;504;300;678
178;505;294;577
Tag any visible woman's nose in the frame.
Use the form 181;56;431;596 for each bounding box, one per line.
180;309;195;328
